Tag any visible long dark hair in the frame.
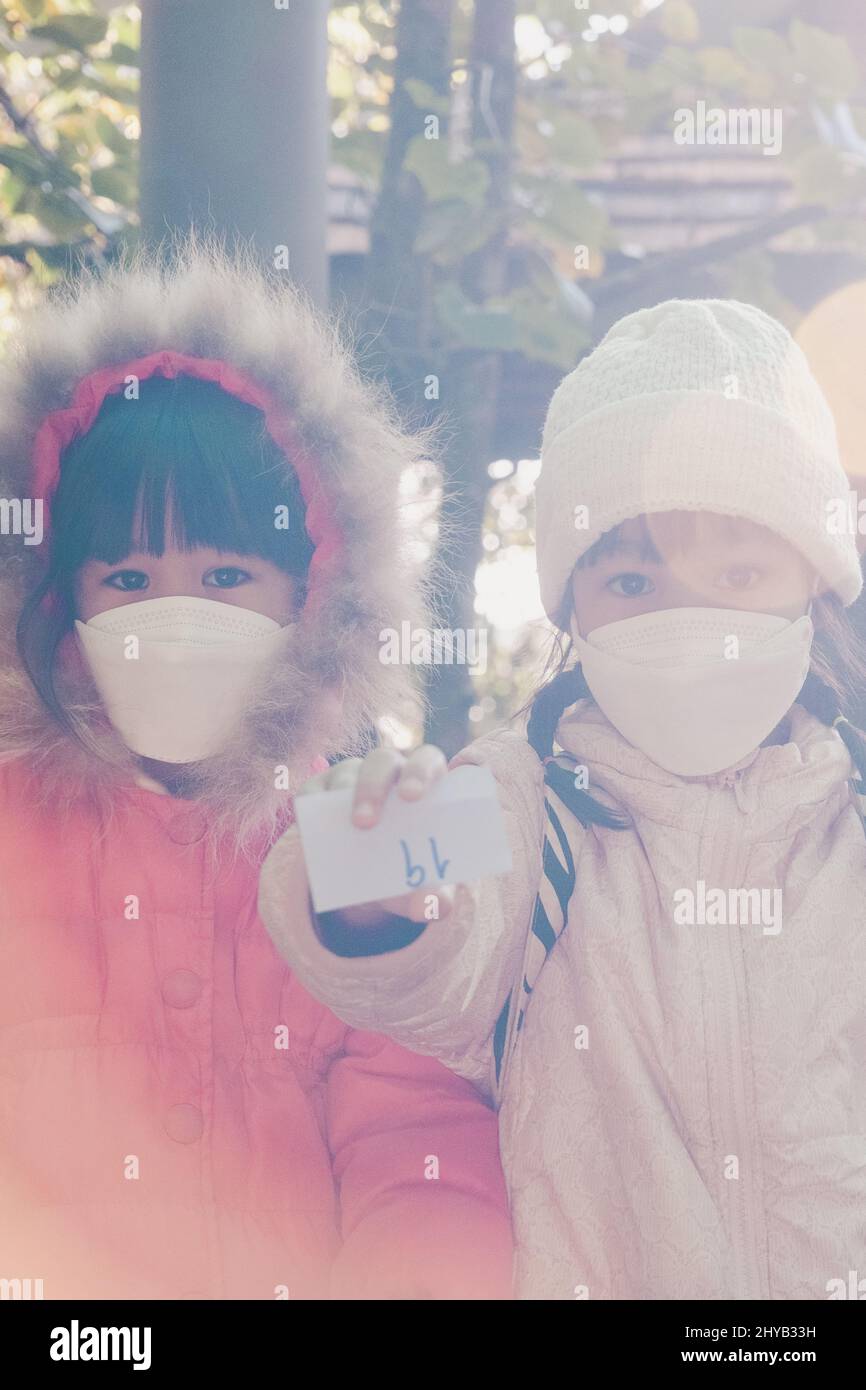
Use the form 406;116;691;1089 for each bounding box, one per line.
524;518;866;827
17;372;314;739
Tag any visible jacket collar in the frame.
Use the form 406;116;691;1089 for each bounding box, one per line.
555;699;854;834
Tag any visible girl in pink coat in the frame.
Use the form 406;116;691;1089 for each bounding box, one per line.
0;241;512;1301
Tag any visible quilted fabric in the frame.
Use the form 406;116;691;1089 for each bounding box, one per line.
259;700;866;1299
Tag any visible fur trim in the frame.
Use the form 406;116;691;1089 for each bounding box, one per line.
0;235;439;852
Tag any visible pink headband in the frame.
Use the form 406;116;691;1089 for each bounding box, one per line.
30;348;342;608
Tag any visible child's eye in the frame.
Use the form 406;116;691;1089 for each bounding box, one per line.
104;570;149;592
717;565;761;591
606;572;655;597
204;566;252;589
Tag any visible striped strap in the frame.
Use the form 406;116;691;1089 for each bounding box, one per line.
491;756;866;1105
491;757;585;1101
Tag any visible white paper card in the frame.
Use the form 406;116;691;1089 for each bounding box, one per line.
294;764;513;914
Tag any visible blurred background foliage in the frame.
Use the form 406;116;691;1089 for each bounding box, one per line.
0;1;138;295
2;0;865;747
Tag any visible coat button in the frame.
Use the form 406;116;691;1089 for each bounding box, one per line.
167;808;208;844
163;1103;203;1144
161;969;202;1009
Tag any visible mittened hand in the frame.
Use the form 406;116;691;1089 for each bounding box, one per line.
295;746;456;927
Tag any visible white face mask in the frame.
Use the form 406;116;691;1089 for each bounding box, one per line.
75;596;292;764
569;606;814;776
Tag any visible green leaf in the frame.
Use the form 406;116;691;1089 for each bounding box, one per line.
645;44;697;92
414;200;502;264
404;136;489;209
721;250;797;330
18;0;46;17
78;72;138;105
109;43;140;69
732;26;790;73
0;145;50;184
29;188;93;235
112;14;140;49
432;282;521;352
792;146;865;206
29;16;109;52
51;65;86;92
505;286;590;369
696;46;749;91
519;247;561;300
95;113;131;156
541;113;602;170
659;0;700;46
402;78;449;118
91;164;135;205
0;168;26;213
519;177;609;250
353;16;395;46
789;20;857;100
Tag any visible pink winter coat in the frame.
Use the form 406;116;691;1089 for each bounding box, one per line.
0;756;512;1300
0;248;512;1301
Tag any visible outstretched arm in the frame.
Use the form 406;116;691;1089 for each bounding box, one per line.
258;730;545;1092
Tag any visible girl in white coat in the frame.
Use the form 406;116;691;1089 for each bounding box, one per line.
259;299;866;1300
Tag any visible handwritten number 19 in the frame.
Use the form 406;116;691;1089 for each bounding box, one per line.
401;838;451;889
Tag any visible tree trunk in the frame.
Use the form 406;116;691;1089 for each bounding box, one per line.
358;0;517;755
139;0;329;304
360;0;455;390
424;0;517;755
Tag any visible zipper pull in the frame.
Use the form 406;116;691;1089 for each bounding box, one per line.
724;769;759;815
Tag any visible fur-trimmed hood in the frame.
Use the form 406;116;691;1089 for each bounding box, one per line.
0;238;435;849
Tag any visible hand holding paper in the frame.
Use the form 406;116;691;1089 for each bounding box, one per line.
294;763;513;915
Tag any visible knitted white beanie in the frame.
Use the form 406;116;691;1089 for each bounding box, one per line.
535;297;863;624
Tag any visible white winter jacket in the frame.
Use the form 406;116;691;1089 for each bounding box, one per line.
258;700;866;1300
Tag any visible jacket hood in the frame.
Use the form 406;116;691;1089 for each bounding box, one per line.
0;238;437;849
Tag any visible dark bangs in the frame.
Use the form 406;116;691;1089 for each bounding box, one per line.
46;373;314;575
575;512;747;572
18;372;315;739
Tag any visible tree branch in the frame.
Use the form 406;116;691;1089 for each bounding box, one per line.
592;202;832;310
0;79;121;240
